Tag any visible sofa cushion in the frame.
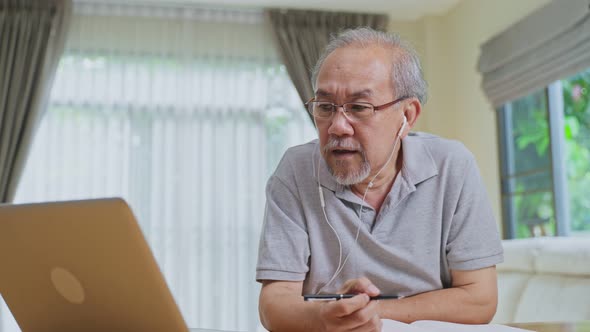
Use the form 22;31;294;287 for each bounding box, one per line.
493;271;532;323
513;274;590;323
533;237;590;276
498;239;539;273
496;237;590;324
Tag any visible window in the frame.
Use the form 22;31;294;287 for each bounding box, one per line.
497;68;590;238
563;70;590;233
0;5;316;332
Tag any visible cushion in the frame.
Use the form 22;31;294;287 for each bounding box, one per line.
513;274;590;323
498;238;540;273
493;271;533;323
534;238;590;276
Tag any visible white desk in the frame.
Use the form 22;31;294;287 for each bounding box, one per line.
190;329;244;332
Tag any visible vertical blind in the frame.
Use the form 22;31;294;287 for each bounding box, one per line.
1;3;316;332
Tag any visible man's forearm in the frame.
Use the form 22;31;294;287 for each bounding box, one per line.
377;286;497;324
259;286;324;332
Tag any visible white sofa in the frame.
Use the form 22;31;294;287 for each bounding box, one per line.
493;237;590;324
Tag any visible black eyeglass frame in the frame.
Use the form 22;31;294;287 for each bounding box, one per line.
304;96;409;121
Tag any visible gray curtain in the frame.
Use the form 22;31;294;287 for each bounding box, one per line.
266;9;388;121
0;0;71;203
477;0;590;107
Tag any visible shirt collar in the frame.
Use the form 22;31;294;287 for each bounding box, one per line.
401;132;439;186
315;132;438;193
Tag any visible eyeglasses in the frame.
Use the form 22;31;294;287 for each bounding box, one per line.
305;96;408;122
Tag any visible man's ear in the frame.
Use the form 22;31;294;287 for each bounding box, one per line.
401;98;421;138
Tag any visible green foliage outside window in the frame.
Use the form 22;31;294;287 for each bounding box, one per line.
562;70;590;232
510;69;590;236
510;90;554;238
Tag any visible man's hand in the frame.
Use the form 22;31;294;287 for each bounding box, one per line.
259;279;384;332
338;277;382;297
313;277;383;332
318;293;382;332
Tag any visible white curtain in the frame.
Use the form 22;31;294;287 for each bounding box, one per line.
1;3;316;332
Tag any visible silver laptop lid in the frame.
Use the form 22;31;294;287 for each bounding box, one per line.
0;198;189;332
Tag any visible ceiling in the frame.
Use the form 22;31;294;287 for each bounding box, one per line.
115;0;463;21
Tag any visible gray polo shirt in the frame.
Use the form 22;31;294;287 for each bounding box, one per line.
256;132;503;296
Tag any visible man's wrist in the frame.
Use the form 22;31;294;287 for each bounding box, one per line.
304;299;327;332
376;296;400;321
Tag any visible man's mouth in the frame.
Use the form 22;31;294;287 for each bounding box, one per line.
331;148;358;156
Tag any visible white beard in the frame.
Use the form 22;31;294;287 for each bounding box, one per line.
330;159;371;186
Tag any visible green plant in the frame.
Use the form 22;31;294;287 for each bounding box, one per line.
562;70;590;232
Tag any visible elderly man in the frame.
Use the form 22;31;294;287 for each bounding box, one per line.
256;27;503;332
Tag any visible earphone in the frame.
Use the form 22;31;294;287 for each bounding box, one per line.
314;114;407;293
398;115;407;137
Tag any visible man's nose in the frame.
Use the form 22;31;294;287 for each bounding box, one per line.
327;107;354;137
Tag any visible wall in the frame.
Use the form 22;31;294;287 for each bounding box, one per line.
389;0;550;233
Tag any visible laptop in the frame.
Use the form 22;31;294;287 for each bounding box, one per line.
0;198;193;332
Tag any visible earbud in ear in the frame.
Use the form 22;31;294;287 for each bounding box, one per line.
397;116;408;137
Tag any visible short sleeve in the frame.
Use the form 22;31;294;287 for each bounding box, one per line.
446;155;504;270
256;167;311;282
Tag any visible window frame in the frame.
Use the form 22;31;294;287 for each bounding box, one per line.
497;81;572;238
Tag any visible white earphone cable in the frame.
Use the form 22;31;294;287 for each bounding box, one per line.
313;112;407;294
317;133;401;293
313;117;344;290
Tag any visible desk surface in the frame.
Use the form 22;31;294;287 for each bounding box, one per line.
187;322;590;332
508;321;590;332
189;329;243;332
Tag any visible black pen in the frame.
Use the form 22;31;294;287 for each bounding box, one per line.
304;294;400;301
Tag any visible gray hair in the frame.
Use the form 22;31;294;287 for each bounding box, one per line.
311;27;428;104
